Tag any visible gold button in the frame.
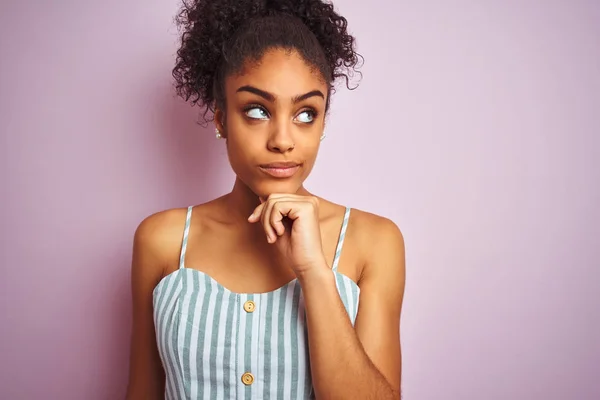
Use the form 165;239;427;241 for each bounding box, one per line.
241;372;254;385
243;300;256;313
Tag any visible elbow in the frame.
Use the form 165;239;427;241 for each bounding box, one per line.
389;381;402;400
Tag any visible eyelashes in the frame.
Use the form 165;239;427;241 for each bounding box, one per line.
242;104;319;124
243;104;269;120
296;109;317;124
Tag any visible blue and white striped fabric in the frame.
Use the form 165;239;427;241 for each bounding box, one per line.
153;206;359;399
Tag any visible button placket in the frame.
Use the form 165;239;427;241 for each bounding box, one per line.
239;295;258;391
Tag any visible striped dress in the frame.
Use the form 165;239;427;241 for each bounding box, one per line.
153;206;360;399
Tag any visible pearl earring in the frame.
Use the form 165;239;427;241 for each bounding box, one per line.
320;134;326;141
216;128;222;139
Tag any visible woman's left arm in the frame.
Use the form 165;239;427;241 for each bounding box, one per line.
299;217;405;400
248;196;406;399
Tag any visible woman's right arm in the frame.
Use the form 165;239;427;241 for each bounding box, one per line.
125;215;170;400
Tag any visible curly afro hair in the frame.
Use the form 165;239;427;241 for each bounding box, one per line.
172;0;362;121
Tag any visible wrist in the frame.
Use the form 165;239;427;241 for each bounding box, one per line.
296;263;334;288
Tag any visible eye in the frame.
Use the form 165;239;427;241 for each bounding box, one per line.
295;110;316;123
245;106;269;120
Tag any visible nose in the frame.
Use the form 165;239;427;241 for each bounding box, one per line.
267;122;295;153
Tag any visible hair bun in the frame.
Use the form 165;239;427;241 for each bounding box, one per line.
173;0;361;120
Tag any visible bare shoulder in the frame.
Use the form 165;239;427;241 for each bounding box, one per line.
132;207;190;284
349;208;404;252
348;208;405;281
134;207;189;256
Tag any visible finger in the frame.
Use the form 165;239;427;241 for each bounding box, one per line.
270;202;289;237
261;199;278;243
249;194;310;226
250;195;277;222
248;195;295;224
261;195;299;238
248;202;266;223
269;194;320;215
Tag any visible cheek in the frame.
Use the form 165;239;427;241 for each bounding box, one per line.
301;148;319;174
225;135;258;175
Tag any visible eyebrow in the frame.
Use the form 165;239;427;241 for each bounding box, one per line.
236;85;325;104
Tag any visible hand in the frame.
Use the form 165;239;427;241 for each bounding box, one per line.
247;193;328;276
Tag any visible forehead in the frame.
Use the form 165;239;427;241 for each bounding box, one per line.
226;48;328;98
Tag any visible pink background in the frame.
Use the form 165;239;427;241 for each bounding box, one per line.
1;0;599;399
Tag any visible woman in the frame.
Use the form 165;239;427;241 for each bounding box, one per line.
126;0;405;399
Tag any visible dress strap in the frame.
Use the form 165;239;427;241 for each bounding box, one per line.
331;207;351;271
178;206;193;269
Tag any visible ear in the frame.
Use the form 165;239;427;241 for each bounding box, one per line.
214;108;226;138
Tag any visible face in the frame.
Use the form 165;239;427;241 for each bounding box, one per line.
215;48;328;198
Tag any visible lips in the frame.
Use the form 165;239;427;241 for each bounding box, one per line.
258;162;302;178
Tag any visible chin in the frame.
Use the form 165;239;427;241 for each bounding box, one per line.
251;179;303;197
